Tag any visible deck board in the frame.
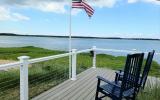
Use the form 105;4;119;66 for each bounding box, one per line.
32;68;116;100
68;70;106;100
32;67;159;100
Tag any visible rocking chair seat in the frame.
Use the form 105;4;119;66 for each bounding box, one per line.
100;82;134;98
97;76;135;99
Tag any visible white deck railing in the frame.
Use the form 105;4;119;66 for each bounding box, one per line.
0;46;159;100
0;47;94;100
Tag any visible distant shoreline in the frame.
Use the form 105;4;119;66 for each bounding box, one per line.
0;33;160;41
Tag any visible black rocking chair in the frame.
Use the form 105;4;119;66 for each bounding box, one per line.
95;53;144;100
115;50;155;90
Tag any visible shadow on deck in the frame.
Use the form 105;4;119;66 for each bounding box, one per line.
32;68;115;100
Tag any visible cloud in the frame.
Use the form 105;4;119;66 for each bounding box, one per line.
0;6;30;21
0;0;118;14
34;2;66;13
0;0;118;12
0;0;118;17
143;0;160;5
128;0;139;3
127;0;160;5
0;0;68;14
71;9;82;16
0;0;159;20
12;13;30;21
88;0;117;8
0;7;11;21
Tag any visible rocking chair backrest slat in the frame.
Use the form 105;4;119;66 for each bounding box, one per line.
141;50;155;88
121;53;144;93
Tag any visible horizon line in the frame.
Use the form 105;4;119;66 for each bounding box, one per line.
0;33;160;40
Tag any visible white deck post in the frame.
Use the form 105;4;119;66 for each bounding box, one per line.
132;49;137;54
18;56;30;100
92;46;96;68
71;49;77;80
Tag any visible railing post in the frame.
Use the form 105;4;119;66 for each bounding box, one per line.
132;49;137;54
71;49;77;80
92;46;96;68
18;56;30;100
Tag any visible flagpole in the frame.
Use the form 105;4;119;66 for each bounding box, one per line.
69;0;72;79
69;0;94;78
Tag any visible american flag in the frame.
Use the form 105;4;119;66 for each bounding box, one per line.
72;0;94;17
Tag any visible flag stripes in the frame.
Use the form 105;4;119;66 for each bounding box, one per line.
72;0;94;18
82;1;94;16
72;1;83;8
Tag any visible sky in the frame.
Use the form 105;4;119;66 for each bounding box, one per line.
0;0;160;38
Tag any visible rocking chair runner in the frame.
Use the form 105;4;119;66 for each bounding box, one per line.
115;50;155;90
95;53;144;100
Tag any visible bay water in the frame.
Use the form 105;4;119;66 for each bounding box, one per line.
0;36;159;63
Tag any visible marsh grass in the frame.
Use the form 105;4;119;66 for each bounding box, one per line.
137;80;160;100
0;46;64;60
96;54;126;70
77;53;92;74
28;57;70;98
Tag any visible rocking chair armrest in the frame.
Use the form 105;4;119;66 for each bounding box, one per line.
115;70;123;75
97;76;121;88
115;70;124;78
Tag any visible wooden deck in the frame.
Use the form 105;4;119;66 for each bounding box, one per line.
32;68;115;100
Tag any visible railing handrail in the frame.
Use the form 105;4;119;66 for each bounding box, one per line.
0;62;22;69
76;48;92;54
156;53;160;55
96;48;134;53
96;48;160;55
29;52;70;64
0;48;92;70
